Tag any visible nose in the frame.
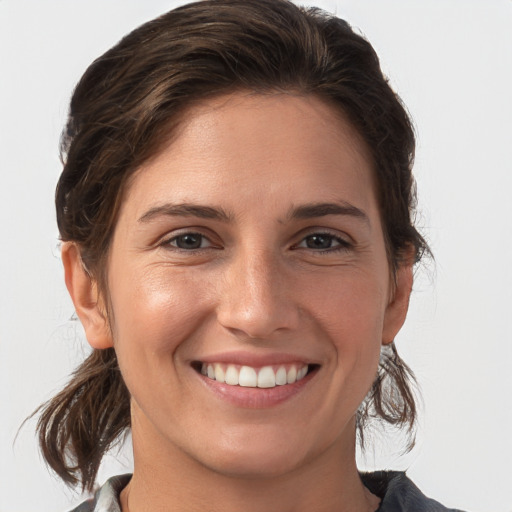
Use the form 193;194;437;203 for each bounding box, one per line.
216;248;300;340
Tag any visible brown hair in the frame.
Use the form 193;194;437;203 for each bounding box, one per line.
37;0;428;491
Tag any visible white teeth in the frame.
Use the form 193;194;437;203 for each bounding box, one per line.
214;364;225;383
202;363;310;388
225;365;239;385
257;366;276;388
239;366;258;387
275;366;287;386
286;366;297;384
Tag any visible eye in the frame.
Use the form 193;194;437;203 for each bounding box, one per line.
295;233;350;251
167;232;212;250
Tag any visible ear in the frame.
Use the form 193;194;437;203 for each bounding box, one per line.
382;258;414;346
61;242;113;349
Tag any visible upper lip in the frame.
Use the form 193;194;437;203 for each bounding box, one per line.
192;351;319;368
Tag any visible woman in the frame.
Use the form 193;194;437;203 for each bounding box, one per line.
35;0;463;510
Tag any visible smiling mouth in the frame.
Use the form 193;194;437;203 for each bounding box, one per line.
192;362;318;389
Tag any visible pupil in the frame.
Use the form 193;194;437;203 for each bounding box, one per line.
307;235;331;249
177;234;201;249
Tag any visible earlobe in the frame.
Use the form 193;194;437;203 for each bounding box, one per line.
61;242;113;349
382;261;414;346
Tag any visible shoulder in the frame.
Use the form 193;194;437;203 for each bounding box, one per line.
68;474;131;512
361;471;466;512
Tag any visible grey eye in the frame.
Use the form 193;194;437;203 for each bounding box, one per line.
171;233;207;249
294;233;350;253
304;234;336;249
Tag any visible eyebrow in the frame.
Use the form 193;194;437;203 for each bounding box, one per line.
138;200;369;225
287;201;370;225
138;203;232;223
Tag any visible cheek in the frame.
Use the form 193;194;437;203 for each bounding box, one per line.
106;266;218;422
303;269;388;343
304;270;387;393
108;264;217;358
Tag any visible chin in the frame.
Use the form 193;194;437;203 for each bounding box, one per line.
203;450;305;480
189;426;326;479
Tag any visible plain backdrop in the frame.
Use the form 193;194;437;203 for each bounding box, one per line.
1;1;511;511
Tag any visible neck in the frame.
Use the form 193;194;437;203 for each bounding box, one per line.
120;415;379;512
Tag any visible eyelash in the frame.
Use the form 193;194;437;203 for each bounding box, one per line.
292;232;352;254
161;231;352;254
163;231;215;251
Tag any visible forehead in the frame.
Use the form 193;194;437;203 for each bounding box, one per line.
121;92;377;221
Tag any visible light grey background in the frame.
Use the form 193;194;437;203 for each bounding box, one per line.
1;1;511;511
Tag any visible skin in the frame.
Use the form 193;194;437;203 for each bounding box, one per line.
63;93;413;512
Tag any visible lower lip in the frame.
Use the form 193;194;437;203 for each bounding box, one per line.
197;369;317;409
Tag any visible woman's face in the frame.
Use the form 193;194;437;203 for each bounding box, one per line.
92;93;411;477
